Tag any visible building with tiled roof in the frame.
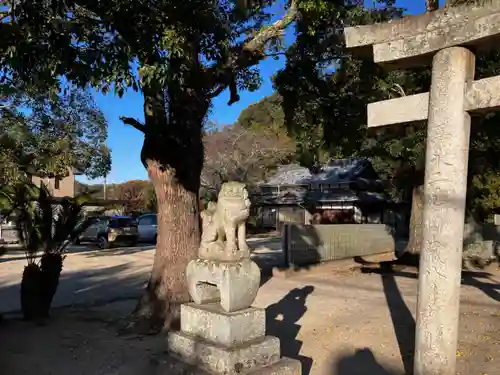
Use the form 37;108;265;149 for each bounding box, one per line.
252;158;402;230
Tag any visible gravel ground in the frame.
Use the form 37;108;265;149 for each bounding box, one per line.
0;244;498;375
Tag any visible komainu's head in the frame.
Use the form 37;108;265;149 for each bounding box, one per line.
218;182;251;219
219;182;248;201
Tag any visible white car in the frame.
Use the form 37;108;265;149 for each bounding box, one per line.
137;214;158;243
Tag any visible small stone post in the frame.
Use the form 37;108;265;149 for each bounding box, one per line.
414;47;475;375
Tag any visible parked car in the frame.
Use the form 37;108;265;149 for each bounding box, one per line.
137;213;158;243
76;215;138;249
0;220;20;244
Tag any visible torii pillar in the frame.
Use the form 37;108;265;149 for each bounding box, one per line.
344;2;500;375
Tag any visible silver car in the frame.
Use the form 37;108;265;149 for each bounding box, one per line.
137;214;158;243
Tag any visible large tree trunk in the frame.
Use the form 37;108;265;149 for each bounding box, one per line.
130;82;208;332
405;184;424;255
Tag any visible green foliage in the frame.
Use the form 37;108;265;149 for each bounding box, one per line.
237;93;285;132
274;0;500;220
275;0;405;169
0;78;111;185
1;180;93;320
469;172;500;222
0;182;93;262
146;187;157;213
0;0;299;221
0;0;295;110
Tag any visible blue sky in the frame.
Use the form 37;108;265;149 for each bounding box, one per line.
85;0;437;185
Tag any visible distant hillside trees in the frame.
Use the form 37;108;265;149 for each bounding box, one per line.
76;180;156;215
201;122;294;193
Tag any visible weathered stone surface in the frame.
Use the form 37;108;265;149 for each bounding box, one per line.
414;46;475;375
367;92;429;128
159;355;301;375
180;303;265;347
373;12;500;67
199;182;252;262
345;1;500;61
246;357;301;375
346;2;500;48
367;75;500;128
465;75;500;113
186;258;261;313
168;331;280;375
345;3;500;375
190;182;260;313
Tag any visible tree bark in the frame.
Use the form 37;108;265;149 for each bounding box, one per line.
426;0;439;11
406;184;424;255
130;82;207;332
132;160;200;331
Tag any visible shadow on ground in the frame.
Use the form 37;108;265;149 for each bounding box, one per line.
83;244;155;257
362;266;500;304
0;243;156;263
266;285;314;375
360;262;500;375
332;348;403;375
379;267;415;374
0;263;147;316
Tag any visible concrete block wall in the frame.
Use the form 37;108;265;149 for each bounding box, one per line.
283;224;396;266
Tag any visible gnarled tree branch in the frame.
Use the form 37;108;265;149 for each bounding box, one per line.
209;0;298;103
120;116;146;133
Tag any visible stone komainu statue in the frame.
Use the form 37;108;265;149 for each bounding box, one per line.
198;181;251;262
187;181;260;312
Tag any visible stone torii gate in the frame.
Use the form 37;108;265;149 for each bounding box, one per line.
344;2;500;375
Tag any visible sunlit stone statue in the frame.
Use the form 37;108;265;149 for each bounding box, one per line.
186;182;260;312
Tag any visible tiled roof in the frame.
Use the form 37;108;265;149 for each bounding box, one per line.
263;158;373;186
251;186;307;206
251;188;389;206
252;158;391;206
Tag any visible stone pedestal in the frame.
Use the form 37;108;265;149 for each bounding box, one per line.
168;303;301;375
187;259;261;313
168;182;300;374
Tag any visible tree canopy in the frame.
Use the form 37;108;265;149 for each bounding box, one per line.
0;0;302;330
236;92;285;132
273;0;500;222
0;78;111;185
0;0;296;107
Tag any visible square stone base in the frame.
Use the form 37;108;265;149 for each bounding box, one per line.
168;331;281;374
162;354;301;375
180;303;265;347
167;302;301;375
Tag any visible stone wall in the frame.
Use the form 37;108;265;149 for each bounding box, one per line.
282;222;499;267
463;222;499;261
282;223;396;266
